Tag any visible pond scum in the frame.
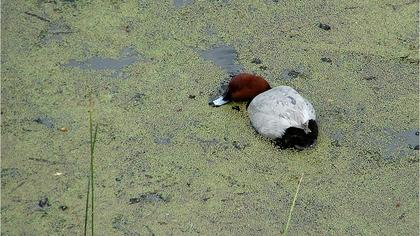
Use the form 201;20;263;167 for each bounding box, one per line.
81;96;303;235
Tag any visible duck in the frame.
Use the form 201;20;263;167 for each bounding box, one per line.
209;73;318;149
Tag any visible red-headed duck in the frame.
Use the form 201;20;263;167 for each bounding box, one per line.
210;73;318;149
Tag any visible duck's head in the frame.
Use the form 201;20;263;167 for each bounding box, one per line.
209;73;271;107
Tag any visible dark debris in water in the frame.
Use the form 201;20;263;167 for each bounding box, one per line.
319;23;331;31
38;197;51;208
129;193;168;204
287;70;300;78
363;75;377;81
231;106;240;111
130;93;145;104
259;65;268;70
321;57;332;63
24;11;50;22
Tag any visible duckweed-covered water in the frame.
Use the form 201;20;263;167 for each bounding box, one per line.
1;0;419;235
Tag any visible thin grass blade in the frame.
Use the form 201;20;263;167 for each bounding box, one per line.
284;173;304;236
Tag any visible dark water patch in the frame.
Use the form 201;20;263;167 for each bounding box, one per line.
1;168;22;179
120;92;146;111
129;192;168;204
130;92;145;104
33;116;54;129
196;137;220;152
383;129;419;160
39;20;75;45
112;214;128;232
251;58;262;64
65;47;142;77
399;130;419;150
112;214;127;229
330;131;344;147
232;140;249;150
200;45;244;76
111;214;140;236
154;137;172;145
173;0;193;8
280;66;306;80
203;45;245;101
189;134;241;152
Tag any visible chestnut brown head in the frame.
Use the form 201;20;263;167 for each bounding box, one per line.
210;73;271;107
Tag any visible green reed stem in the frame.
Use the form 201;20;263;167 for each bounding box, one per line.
284;173;304;236
90;123;98;236
84;102;98;236
83;177;90;236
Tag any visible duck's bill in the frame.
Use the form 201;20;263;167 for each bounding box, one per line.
209;96;230;107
